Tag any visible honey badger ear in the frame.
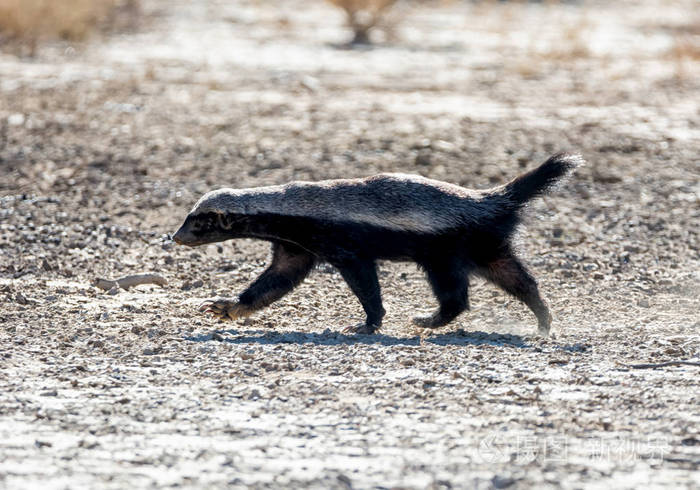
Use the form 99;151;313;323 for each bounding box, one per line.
217;213;227;229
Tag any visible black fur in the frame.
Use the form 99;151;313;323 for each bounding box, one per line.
502;152;581;205
174;153;582;335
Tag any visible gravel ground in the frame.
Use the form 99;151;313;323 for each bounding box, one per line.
0;0;699;488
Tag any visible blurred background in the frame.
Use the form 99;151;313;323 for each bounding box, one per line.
1;0;698;187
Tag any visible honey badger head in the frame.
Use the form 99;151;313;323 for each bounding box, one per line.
172;211;226;246
172;189;240;247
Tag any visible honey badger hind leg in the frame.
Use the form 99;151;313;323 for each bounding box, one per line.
480;253;552;337
199;241;315;322
413;257;471;328
333;259;385;335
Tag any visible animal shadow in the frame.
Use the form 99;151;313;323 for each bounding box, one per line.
185;327;538;349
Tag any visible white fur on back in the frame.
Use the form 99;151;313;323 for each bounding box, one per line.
190;173;495;233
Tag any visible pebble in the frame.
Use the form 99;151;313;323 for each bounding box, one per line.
8;113;25;126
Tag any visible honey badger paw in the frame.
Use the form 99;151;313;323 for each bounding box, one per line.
342;323;379;335
412;312;451;329
538;311;554;337
199;297;253;321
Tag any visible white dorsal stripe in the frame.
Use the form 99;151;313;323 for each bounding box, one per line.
190;173;495;234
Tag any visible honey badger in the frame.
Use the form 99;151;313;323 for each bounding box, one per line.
173;152;582;336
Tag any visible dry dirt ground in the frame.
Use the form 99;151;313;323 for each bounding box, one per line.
1;0;699;488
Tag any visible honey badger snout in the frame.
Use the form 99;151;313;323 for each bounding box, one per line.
173;212;231;246
172;218;200;246
172;225;193;246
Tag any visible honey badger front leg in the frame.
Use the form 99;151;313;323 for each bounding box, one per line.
335;259;385;335
199;242;315;321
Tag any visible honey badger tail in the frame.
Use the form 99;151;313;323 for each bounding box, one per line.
503;152;584;206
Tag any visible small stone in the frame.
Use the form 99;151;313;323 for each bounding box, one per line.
337;474;352;488
78;440;100;450
8;113;25;126
300;75;321;92
491;475;516;489
414;150;432;166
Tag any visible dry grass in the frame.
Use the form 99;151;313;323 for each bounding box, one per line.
326;0;399;44
669;35;700;80
670;35;700;61
0;0;138;54
539;19;593;61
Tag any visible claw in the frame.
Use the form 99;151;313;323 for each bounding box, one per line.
197;297;252;322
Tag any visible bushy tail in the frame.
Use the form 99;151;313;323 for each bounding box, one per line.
502;152;584;206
